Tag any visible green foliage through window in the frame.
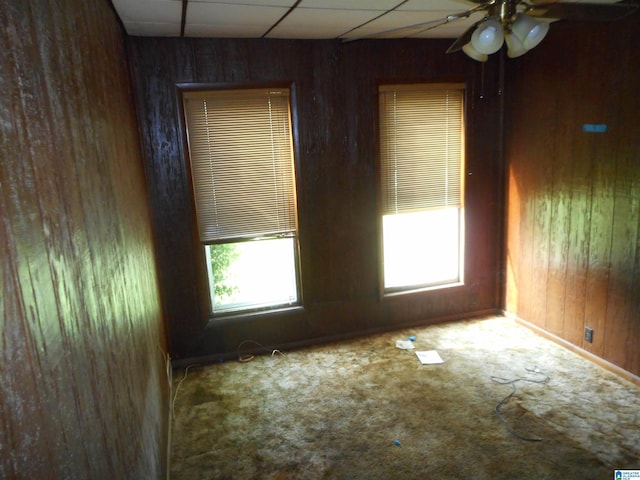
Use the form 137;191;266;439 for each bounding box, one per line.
210;243;238;304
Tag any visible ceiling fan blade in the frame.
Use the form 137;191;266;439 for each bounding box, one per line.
526;2;639;21
446;23;479;53
342;6;485;42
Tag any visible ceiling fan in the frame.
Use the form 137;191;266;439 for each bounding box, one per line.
352;1;639;62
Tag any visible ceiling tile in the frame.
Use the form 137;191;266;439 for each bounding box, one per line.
189;0;295;5
185;23;273;37
297;0;399;9
398;0;475;11
185;2;289;37
268;7;389;38
112;0;181;23
122;21;182;37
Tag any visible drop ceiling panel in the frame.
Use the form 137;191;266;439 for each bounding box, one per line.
398;0;475;11
297;0;400;9
112;0;182;22
192;0;295;4
185;2;290;37
112;0;183;36
267;8;389;39
123;21;182;36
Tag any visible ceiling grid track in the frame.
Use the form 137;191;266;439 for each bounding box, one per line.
337;0;410;39
262;0;303;38
181;0;188;37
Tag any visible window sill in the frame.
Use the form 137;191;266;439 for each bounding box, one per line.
382;281;465;301
207;304;305;325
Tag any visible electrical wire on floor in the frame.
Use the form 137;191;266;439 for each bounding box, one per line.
237;339;286;363
491;366;550;442
172;363;201;420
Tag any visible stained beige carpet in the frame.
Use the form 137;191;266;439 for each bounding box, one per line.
170;316;640;479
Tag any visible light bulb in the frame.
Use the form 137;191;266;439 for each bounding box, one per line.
470;18;504;55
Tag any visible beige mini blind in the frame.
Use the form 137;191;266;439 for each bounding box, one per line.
379;84;464;215
183;88;297;243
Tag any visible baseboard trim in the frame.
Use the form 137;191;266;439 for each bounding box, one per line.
505;312;640;388
172;308;502;369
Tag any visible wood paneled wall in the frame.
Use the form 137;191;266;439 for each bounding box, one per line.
505;16;640;378
128;37;505;359
1;1;168;478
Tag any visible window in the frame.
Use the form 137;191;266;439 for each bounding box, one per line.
378;83;465;293
182;87;300;314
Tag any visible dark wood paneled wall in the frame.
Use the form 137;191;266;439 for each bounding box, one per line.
505;16;640;378
128;37;505;359
1;1;168;478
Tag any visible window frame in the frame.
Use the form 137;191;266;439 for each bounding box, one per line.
376;82;467;299
177;82;304;319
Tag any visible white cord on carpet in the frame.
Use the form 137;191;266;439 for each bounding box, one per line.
491;366;550;442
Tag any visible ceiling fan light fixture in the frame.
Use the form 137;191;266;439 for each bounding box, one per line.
462;42;489;62
470;18;504;55
510;13;549;51
504;33;527;58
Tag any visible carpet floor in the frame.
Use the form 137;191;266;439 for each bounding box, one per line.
170;316;640;479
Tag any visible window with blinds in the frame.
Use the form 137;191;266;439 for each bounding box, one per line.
182;87;300;314
378;83;465;292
